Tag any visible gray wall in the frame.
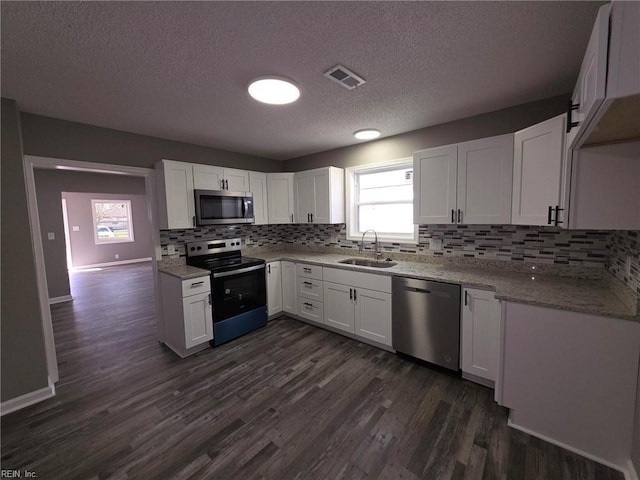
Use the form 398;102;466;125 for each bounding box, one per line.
282;95;568;171
20;112;282;171
1;98;50;402
63;191;152;268
33;170;151;299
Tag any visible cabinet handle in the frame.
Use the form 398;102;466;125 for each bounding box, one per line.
307;213;310;223
353;289;357;302
350;288;353;300
303;268;312;273
547;206;554;225
303;281;312;286
451;209;455;223
291;213;294;223
457;209;462;223
226;179;229;190
191;281;204;287
554;205;564;226
566;100;580;133
310;213;314;223
304;302;313;308
268;264;271;274
464;290;468;306
220;179;224;189
208;293;212;306
193;216;196;227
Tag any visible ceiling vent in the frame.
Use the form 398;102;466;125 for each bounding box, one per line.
324;65;365;90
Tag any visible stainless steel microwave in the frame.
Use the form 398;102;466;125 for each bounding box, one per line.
194;189;254;225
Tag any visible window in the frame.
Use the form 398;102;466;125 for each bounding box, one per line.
91;199;135;244
346;159;417;243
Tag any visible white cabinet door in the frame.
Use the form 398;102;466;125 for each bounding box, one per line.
193;164;224;190
312;169;331;224
281;261;297;315
267;173;295;224
457;134;514;225
182;291;213;349
249;171;269;225
461;288;501;383
414;145;458;224
572;3;610;148
266;261;282;316
224;168;250;191
354;288;391;346
323;282;355;333
294;172;315;223
511;115;565;226
155;160;195;229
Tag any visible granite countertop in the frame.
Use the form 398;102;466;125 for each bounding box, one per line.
250;251;639;322
158;264;210;280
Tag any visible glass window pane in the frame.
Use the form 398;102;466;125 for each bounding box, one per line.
358;168;412;189
358;203;414;234
358;168;413;203
359;184;413;203
93;200;134;243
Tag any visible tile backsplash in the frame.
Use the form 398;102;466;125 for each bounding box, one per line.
606;231;640;294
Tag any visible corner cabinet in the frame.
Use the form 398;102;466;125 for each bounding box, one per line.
414;134;513;225
249;171;269;225
266;261;282;317
267;173;295;224
160;273;213;357
294;167;345;224
155;159;196;229
461;288;501;387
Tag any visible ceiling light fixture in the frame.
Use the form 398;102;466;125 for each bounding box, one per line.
354;129;381;140
248;76;300;105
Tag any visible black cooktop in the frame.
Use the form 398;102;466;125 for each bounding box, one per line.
187;255;265;274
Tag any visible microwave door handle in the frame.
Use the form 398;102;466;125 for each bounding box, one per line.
242;198;248;217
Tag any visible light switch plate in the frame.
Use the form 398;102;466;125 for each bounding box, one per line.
429;238;443;251
72;226;80;232
47;232;55;240
167;244;176;255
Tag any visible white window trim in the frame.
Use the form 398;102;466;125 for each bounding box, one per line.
91;199;135;245
345;158;418;244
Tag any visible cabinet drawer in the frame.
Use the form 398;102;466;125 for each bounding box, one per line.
296;263;323;280
181;276;211;297
297;297;324;324
323;267;392;293
297;278;323;301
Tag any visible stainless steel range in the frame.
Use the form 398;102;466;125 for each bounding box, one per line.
186;238;267;346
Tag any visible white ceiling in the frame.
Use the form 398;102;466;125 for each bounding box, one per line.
1;1;604;161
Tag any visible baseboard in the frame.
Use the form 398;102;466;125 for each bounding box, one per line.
507;416;627;476
72;257;152;269
628;459;639;480
49;295;73;305
0;378;56;416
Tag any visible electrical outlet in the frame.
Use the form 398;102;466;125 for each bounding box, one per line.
167;244;176;255
626;255;632;277
47;232;55;240
115;254;120;260
429;238;443;251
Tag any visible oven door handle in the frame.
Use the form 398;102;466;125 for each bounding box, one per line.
212;264;265;278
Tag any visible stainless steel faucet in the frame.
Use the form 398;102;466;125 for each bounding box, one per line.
360;229;382;260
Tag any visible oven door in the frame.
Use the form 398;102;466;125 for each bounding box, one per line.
195;189;254;225
211;264;266;322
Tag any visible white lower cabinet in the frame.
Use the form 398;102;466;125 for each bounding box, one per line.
297;263;324;324
322;268;392;347
266;261;282;316
160;273;213;357
297;297;324;323
281;261;297;315
461;288;501;386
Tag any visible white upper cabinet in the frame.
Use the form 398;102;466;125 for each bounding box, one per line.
224;168;250;191
571;2;640;148
457;134;513;225
414;134;513;225
512;115;566;226
155;159;195;229
294;167;345;224
249;171;269;225
267;173;295;224
414;145;458;224
192;164;249;191
193;164;224;190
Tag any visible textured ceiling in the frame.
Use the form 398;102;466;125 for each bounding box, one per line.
1;1;604;161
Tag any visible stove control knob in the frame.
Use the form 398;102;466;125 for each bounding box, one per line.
190;247;195;251
197;246;202;251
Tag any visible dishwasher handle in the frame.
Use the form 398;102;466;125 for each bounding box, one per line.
410;287;431;294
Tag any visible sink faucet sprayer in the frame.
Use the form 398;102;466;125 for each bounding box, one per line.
359;229;383;260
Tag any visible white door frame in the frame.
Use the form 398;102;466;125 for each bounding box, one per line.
23;155;162;385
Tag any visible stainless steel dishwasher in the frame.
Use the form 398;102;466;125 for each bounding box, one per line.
392;276;461;372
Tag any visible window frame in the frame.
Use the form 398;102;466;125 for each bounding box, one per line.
91;199;135;245
345;158;417;244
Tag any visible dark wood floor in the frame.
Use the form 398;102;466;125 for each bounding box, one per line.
1;262;623;480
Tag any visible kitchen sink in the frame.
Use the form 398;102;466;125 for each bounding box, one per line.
338;258;397;268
